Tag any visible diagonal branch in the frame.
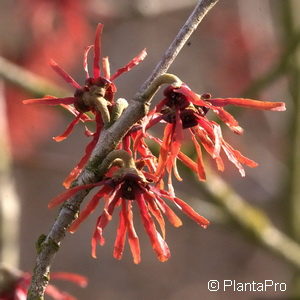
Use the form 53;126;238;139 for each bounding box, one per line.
26;0;219;299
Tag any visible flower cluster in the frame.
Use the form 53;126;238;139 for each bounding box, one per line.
0;266;87;300
143;84;285;188
23;23;146;188
24;24;286;263
49;150;209;263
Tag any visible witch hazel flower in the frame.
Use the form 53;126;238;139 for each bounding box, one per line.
145;83;286;183
48;150;209;263
0;265;87;300
23;23;147;188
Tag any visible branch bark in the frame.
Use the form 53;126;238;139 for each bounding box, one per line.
26;0;219;299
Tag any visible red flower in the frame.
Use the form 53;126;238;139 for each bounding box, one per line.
23;24;147;188
0;267;87;300
6;0;92;160
145;84;286;185
49;165;209;263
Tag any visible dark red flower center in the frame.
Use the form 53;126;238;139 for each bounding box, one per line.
119;173;144;200
162;107;209;129
180;109;199;129
164;86;190;110
73;77;117;112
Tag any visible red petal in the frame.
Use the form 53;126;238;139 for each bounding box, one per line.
113;199;127;261
136;193;170;262
48;182;104;209
160;200;182;227
83;45;93;78
126;201;141;264
155;123;173;178
171;111;183;181
151;98;168;115
216;157;225;172
93;23;103;78
146;188;182;227
69;186;111;233
102;57;110;80
110;49;147;81
172;197;210;228
177;151;198;173
191;132;206;181
132;132;149;158
196;116;215;140
45;284;76;300
84;126;94;137
222;140;258;176
92;189;121;257
212;108;243;134
193;126;222;164
23;97;75;105
144;193;166;239
91;220;101;259
175;85;209;107
53;113;83;142
51;272;88;287
122;133;132;155
208;98;286;111
212;123;222;158
63;114;102;188
155;188;210;228
49;59;81;90
145;114;164;131
60;104;93;122
147;131;198;176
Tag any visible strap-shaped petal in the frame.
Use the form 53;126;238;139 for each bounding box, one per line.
23;96;75;105
110;49;147;81
208;98;286;111
93;23;104;78
50;59;81;89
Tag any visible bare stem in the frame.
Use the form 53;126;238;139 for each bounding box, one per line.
26;1;219;299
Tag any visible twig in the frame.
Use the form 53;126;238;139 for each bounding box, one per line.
26;0;219;299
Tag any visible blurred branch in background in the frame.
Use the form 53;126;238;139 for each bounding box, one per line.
0;56;67;98
189;168;300;270
0;81;20;267
281;0;300;296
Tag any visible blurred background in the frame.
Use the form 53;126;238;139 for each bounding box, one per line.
0;0;299;299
